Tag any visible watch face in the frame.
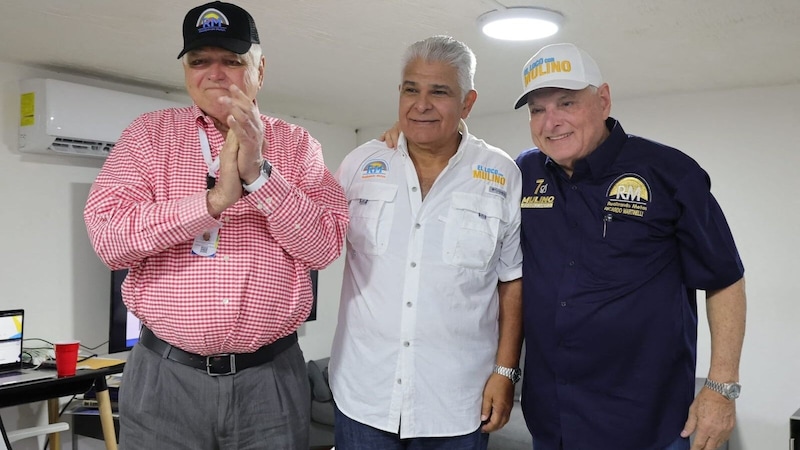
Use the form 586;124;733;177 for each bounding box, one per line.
726;383;741;399
261;160;272;177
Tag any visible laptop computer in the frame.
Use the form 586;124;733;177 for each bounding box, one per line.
0;309;54;386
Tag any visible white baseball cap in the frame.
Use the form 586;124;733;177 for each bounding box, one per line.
513;43;603;109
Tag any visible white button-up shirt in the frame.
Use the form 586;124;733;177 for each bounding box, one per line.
330;125;522;438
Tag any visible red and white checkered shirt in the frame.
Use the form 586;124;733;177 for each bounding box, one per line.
84;105;348;355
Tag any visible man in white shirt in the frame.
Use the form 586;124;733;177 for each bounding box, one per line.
330;35;524;449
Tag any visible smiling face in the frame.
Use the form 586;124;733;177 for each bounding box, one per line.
526;84;612;176
183;46;264;123
398;58;476;153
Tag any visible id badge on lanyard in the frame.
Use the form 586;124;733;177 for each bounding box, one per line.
192;127;221;257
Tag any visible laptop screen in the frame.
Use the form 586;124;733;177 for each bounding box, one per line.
0;309;24;371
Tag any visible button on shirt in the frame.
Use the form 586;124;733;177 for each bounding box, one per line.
516;118;744;449
84;105;348;356
330;125;522;438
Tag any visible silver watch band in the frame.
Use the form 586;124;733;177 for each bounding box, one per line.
492;364;521;383
704;378;741;400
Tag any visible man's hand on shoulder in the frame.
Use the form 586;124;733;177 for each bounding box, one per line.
379;121;401;149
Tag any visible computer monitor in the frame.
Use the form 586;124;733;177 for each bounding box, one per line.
107;269;140;354
108;269;318;353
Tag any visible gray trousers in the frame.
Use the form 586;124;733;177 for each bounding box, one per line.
118;339;310;450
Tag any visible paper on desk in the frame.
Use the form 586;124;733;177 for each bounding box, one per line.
77;357;125;370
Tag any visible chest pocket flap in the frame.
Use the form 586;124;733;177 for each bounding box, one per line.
443;192;507;270
347;183;399;255
450;192;508;222
348;183;398;204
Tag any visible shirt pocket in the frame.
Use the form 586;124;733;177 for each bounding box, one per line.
586;212;660;283
346;183;399;256
442;192;506;270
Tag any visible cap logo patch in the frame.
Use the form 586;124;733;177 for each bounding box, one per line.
196;8;229;33
524;57;573;87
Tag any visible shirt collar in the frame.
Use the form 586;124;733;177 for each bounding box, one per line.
192;104;221;129
191;104;203;119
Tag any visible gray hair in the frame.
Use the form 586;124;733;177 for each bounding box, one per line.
242;43;263;68
401;35;476;100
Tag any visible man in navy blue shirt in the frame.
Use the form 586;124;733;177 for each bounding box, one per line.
513;43;746;450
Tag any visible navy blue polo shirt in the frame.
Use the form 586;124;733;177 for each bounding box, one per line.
516;118;744;450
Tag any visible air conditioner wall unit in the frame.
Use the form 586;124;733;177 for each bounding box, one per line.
18;78;186;158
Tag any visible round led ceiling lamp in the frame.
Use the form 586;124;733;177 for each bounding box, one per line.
478;7;564;41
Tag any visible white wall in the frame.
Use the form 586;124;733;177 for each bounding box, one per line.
0;60;355;450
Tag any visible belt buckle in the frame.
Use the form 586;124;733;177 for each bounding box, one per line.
206;354;236;376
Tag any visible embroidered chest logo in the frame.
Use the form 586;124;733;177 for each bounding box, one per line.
472;164;506;186
603;174;651;217
361;159;388;179
521;178;554;208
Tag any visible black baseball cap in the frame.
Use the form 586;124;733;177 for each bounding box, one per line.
177;1;260;59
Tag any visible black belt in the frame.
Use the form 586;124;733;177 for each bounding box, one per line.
140;327;297;376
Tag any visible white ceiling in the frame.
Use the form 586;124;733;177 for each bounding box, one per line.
2;0;799;130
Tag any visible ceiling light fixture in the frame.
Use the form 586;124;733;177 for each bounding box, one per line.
477;5;563;41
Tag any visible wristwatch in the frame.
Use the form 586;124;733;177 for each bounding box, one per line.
493;364;522;384
704;378;741;400
243;160;272;193
259;159;273;178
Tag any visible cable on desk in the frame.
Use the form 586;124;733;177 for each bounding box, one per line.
24;338;108;367
24;338;110;352
80;341;110;352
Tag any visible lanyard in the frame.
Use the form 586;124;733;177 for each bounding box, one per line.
198;128;220;177
198;128;220;189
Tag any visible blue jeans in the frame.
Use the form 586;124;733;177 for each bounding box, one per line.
334;405;489;450
664;436;690;450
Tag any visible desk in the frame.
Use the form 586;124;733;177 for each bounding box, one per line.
0;364;124;450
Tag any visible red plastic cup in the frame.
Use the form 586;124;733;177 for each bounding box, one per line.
54;341;80;377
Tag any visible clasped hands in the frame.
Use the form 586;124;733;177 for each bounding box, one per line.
207;84;266;217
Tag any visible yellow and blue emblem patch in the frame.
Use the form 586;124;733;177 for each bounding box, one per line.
196;8;229;33
472;164;506;186
361;159;388;179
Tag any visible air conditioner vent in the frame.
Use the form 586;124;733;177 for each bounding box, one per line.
51;138;115;158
